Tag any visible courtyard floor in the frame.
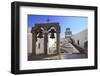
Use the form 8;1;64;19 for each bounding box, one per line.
28;42;87;61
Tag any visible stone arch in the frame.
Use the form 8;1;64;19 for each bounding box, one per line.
47;27;57;54
31;23;60;57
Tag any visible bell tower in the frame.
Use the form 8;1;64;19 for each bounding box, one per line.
65;28;72;43
31;23;61;57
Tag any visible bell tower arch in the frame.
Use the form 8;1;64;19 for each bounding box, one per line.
31;23;61;58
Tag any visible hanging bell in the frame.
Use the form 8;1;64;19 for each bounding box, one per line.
38;29;43;38
50;29;56;39
50;33;55;39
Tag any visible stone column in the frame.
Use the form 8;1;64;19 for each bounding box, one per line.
56;33;61;59
32;32;37;56
44;32;48;55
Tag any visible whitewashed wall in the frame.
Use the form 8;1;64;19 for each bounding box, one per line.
36;38;44;54
27;28;32;53
72;29;88;48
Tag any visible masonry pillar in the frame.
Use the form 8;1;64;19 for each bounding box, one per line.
44;32;48;55
56;32;61;59
31;30;37;56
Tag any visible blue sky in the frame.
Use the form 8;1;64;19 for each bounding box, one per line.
28;15;88;38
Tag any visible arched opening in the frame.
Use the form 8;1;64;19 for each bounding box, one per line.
31;23;60;58
47;27;57;54
36;27;44;55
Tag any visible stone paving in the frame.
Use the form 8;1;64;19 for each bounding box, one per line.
28;42;87;61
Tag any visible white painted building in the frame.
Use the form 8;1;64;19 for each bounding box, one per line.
72;29;88;49
27;28;32;54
